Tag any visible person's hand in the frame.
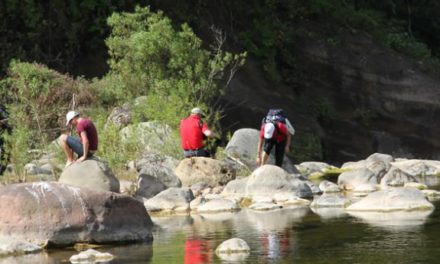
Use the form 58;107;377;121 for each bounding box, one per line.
285;145;290;154
76;156;86;164
256;154;261;166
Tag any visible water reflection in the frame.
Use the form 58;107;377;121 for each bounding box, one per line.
246;206;309;232
311;207;348;219
184;237;212;264
347;209;434;230
3;199;440;263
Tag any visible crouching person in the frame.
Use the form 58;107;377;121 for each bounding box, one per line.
60;111;98;168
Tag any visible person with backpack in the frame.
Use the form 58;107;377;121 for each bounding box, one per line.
0;104;11;175
256;109;292;167
180;107;217;158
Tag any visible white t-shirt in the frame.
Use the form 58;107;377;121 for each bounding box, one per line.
264;122;275;139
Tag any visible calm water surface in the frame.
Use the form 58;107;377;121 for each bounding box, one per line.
1;176;439;264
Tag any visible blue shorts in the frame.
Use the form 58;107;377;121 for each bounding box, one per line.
66;136;94;157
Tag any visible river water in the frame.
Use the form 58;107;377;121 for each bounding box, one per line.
1;176;439;264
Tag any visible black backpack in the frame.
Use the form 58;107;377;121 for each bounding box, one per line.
263;109;286;124
262;109;287;138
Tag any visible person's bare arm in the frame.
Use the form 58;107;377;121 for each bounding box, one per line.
203;129;217;138
256;137;263;165
285;132;291;153
76;131;89;163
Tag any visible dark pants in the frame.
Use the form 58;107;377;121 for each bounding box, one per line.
0;137;7;175
263;139;287;167
183;147;210;158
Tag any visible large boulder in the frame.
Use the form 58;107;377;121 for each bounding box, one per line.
175;157;236;187
245;165;313;198
136;174;167;199
120;121;178;154
143;187;194;214
380;166;418;187
0;182;153;246
225;128;299;173
59;157;120;193
337;167;378;190
0;237;42;257
220;177;249;199
346;187;434;212
391;159;440;176
136;154;181;188
310;194;351;208
296;161;338;178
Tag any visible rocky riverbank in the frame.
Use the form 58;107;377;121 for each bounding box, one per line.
0;127;439;259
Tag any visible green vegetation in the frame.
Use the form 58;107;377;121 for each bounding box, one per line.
0;6;245;180
1;1;440;174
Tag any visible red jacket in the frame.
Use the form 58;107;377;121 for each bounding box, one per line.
260;122;288;143
180;115;209;150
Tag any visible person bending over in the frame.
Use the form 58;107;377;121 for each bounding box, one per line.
60;111;98;167
180;107;217;158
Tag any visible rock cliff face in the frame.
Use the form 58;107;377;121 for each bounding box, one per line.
223;25;440;165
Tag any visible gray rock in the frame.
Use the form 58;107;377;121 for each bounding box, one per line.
119;180;136;195
319;180;341;193
144;187;194;213
59;157;120;193
221;177;249;198
216;238;250;261
0;182;153;246
24;163;52;175
404;182;427;190
190;182;209;197
391;159;440;176
346;187;434;212
337;167;378;190
380;166;418;187
0;237;42;257
106;96;147;127
196;198;240;213
246;165;313;198
225;128;299;173
365;153;394;170
70;249;114;263
249;202;282;211
136;154;181;188
175;157;235;187
296;161;337;177
120;122;175;154
353;184;378;193
310;194;351;208
136;174;167;199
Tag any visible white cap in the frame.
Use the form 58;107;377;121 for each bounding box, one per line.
66;110;79;126
264;122;275;139
191;107;203;115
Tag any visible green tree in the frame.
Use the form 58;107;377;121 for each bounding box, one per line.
105;6;246;129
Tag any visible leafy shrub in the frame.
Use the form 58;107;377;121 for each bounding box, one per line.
3;61;95;141
105;6;246;130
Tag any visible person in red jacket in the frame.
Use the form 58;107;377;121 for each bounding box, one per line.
60;111;98;167
180;107;217;158
256;119;291;167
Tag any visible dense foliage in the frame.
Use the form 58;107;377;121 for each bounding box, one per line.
1;0;439;77
1;1;440;176
0;6;245;178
